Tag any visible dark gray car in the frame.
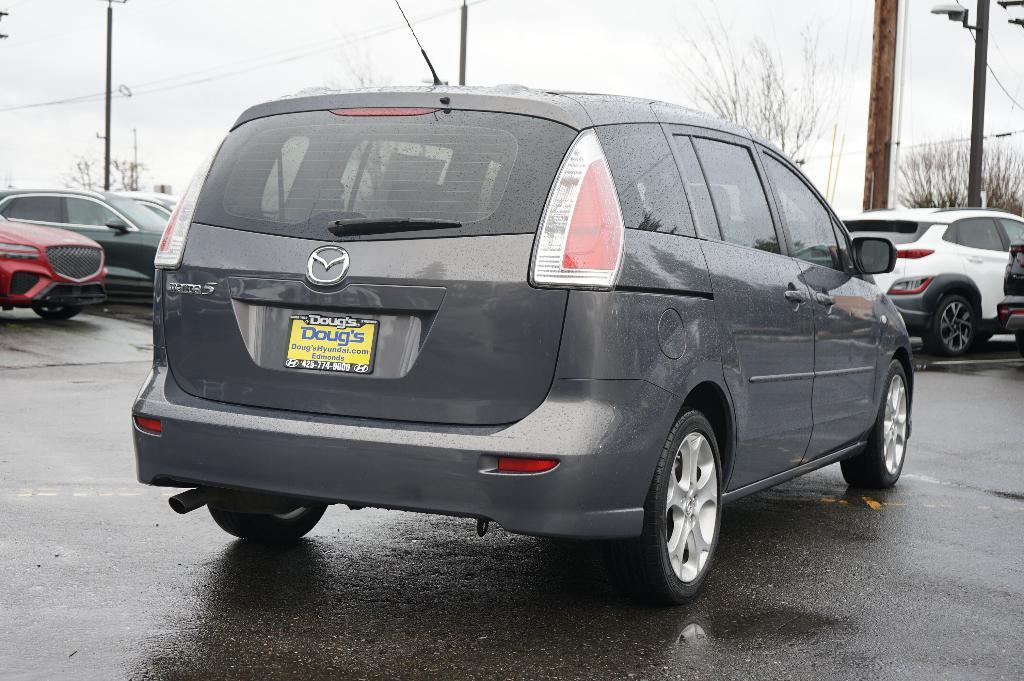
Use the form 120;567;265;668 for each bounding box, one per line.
132;87;912;604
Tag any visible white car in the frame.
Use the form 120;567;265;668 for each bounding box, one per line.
844;208;1024;356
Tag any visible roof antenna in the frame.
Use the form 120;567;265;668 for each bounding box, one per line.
393;0;443;86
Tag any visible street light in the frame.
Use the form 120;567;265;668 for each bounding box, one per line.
932;1;990;208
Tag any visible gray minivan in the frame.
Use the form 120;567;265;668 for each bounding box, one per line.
132;87;912;604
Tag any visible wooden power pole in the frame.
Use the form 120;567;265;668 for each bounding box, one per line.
863;0;899;210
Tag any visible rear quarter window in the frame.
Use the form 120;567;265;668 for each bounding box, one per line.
195;110;576;241
596;124;695;237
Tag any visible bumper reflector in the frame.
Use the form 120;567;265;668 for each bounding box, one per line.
497;456;559;473
134;415;163;434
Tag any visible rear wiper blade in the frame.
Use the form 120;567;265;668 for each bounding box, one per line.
327;218;462;237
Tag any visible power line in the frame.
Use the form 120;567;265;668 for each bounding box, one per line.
0;1;488;114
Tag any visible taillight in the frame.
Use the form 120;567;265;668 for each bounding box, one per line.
896;248;934;259
531;130;624;290
154;149;218;270
888;277;933;295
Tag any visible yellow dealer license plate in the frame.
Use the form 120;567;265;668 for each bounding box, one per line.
284;314;378;374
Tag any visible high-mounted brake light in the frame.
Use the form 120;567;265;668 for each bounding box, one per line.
497;456;559;473
531;130;624;290
154;149;219;270
330;107;439;117
896;248;934;259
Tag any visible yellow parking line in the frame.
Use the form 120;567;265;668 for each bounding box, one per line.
862;496;883;510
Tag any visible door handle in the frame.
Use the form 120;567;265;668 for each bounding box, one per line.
784;289;806;304
814;292;835;307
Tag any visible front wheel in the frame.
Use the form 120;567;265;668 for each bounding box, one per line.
841;360;909;488
31;304;83;320
209;505;327;544
603;410;722;605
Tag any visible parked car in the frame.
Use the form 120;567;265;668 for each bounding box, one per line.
116;191;178;220
844;207;1024;356
997;238;1024;356
132;87;911;605
0;218;106;319
0;189;165;299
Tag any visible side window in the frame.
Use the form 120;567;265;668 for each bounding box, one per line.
671;136;719;239
762;154;841;270
2;196;62;223
954;218;1005;251
998;218;1024;244
64;197;120;227
596;125;695;237
691;138;779;253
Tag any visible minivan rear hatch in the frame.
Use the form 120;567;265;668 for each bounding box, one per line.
163;108;577;425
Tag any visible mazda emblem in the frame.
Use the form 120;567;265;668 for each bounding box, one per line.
306;246;350;286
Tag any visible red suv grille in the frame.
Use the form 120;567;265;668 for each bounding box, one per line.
46;246;102;281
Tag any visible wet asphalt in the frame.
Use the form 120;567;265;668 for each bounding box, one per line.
1;306;1022;680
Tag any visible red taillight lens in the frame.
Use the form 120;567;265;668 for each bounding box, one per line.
896;248;934;259
497;457;559;473
330;107;439;117
562;160;621;270
133;415;162;434
531;130;624;289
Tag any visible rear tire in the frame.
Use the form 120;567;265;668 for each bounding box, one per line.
1016;332;1024;358
603;410;722;605
208;505;327;544
31;304;83;320
841;360;909;488
923;294;974;357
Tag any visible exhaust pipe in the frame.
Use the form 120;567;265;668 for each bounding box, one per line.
168;488;207;515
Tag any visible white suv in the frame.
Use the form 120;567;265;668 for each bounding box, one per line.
844;208;1024;356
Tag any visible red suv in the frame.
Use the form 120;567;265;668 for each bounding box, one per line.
0;219;107;319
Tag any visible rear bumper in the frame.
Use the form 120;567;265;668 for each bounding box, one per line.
998;296;1024;331
132;366;677;539
886;294;931;334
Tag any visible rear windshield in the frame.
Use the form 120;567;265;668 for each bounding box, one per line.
844;219;933;244
195;110;576;241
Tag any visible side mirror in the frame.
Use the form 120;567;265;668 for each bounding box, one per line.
853;236;897;275
106;219;130;234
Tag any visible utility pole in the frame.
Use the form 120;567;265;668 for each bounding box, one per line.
132;127;138;191
101;0;127;191
968;0;990;207
458;0;467;86
863;0;898;211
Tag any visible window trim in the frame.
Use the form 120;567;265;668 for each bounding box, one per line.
663;125;787;256
0;192;139;233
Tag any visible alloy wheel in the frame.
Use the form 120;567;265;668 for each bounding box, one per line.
939;301;972;353
666;432;718;583
882;374;908;475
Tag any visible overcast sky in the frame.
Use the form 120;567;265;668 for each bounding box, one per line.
3;0;1024;214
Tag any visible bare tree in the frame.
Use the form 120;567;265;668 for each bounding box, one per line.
65;155;146;192
668;11;837;164
331;43;389;89
899;139;1024;214
65;156;99;190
